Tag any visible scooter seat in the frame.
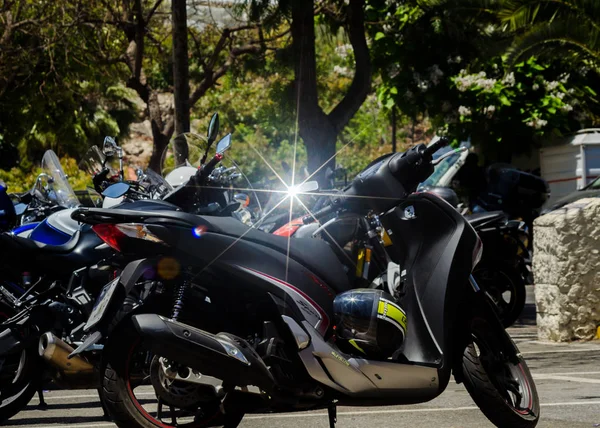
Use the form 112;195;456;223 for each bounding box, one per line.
204;216;352;294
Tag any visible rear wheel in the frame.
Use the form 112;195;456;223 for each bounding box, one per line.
0;300;43;423
462;317;539;428
102;319;243;428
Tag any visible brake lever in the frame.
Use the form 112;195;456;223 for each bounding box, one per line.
432;146;467;166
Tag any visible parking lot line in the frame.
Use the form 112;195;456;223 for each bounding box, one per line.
244;401;600;420
521;348;600;355
24;400;600;427
533;374;600;383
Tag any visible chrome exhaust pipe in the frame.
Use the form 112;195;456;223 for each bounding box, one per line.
38;332;95;375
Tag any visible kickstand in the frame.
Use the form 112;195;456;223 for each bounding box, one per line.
328;402;337;428
37;388;47;409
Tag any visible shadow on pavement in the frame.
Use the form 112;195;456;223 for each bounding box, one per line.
4;415;106;426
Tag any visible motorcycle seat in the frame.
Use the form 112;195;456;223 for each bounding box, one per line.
465;211;507;229
73;207;352;293
0;230;81;254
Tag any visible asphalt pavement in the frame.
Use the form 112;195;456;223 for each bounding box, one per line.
6;286;600;428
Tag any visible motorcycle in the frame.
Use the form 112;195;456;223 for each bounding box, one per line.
0;150;82;236
0;117;241;423
73;137;539;428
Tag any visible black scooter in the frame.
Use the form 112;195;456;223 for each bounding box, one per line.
74;138;539;428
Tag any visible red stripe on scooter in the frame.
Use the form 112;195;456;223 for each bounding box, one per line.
241;266;330;336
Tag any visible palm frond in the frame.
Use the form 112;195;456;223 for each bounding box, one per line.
500;0;600;31
417;0;502;16
506;15;600;66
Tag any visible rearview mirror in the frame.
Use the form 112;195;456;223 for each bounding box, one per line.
14;203;27;216
102;182;130;199
103;136;119;157
216;134;232;154
207;113;220;145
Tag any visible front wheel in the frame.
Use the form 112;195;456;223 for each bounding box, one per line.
0;302;43;423
462;318;539;428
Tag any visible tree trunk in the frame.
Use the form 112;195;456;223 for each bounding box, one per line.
290;0;371;185
304;119;338;177
147;91;171;172
172;0;190;136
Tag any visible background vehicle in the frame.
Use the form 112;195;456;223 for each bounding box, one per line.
541;174;600;213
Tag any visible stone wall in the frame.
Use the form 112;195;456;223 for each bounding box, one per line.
533;198;600;341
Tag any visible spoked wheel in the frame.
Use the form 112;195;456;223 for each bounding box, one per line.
462;317;539;428
0;301;42;423
102;320;243;428
474;264;526;327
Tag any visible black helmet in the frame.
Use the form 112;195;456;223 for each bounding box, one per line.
333;289;407;359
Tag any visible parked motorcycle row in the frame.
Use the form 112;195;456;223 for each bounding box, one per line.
0;115;541;428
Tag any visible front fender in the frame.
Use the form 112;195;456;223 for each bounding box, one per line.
0;327;23;356
451;278;519;384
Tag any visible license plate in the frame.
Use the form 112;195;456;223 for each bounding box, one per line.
84;277;120;331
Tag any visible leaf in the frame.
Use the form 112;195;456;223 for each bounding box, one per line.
390;87;398;95
375;32;386;41
499;95;512;106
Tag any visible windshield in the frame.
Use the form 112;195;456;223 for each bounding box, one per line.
79;145;121;179
79;145;106;176
421;152;461;187
161;133;209;177
585;176;600;190
35;150;80;208
420;140;470;187
138;168;173;199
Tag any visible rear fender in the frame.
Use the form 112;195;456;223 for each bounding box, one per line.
88;258;160;337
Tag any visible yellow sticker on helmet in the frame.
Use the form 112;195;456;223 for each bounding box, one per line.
377;299;408;333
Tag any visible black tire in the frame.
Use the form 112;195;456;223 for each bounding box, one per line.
474;264;526;327
462;318;540;428
0;301;43;423
102;319;242;428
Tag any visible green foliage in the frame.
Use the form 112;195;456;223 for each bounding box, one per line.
371;0;600;160
0;156;91;193
191;25;397;183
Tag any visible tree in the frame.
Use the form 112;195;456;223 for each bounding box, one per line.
0;0;138;168
289;0;372;181
371;0;600;160
79;0;281;171
500;0;600;66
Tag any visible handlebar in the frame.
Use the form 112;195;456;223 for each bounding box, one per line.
301;198;344;224
423;136;450;159
198;153;224;182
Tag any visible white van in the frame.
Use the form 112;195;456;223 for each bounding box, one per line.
540;129;600;205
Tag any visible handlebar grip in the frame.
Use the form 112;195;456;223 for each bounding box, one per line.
302;202;336;224
199;153;223;180
423;136;450;158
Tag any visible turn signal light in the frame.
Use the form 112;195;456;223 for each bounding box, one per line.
92;223;167;252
